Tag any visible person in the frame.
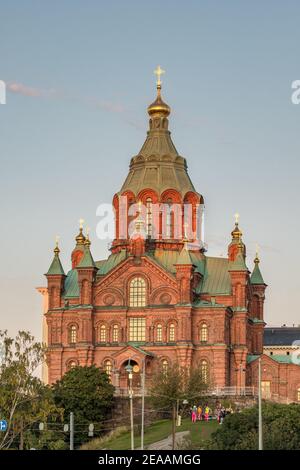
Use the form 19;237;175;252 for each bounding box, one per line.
197;405;202;420
220;407;226;424
204;405;210;422
191;405;197;423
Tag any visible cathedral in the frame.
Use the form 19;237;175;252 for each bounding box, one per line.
39;70;300;402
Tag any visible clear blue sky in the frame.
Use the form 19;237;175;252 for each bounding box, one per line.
1;0;300;340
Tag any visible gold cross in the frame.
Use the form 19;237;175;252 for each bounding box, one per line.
55;235;60;247
79;218;84;229
234;212;239;225
154;65;165;86
255;243;259;258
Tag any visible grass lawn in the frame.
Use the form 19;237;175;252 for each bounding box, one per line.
103;418;218;450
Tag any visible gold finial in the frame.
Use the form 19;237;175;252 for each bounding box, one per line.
75;218;86;245
254;243;260;263
85;226;91;247
154;65;165;87
235;213;239;225
54;235;60;255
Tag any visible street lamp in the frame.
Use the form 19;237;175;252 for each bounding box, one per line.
258;357;263;450
125;360;134;450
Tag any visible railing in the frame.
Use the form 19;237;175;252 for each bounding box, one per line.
210;386;257;397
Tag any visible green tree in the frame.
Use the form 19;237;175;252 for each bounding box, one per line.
149;362;209;449
52;365;114;445
0;330;63;449
209;402;300;450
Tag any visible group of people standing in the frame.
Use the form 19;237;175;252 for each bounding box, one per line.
190;403;233;424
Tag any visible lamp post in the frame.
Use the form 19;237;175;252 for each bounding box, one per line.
258;357;263;450
125;360;134;450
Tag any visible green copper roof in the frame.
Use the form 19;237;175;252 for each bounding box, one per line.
271;354;294;364
175;245;194;265
77;247;96;269
228;251;248;272
47;254;65;276
96;251;127;275
64;269;79;298
250;262;265;285
247;354;260;364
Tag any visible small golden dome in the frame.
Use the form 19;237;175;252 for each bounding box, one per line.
75;227;86;245
148;84;171;117
231;222;242;240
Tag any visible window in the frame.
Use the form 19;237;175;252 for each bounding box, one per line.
68;360;77;370
261;381;271;399
146;197;152;238
168;323;175;342
297;388;300;402
129;277;146;307
69;325;77;344
166;199;174;238
162;359;169;375
129;318;146;341
104;360;112;380
98;324;107;343
201;360;208;384
200;323;208;342
156;324;163;342
112;324;119;342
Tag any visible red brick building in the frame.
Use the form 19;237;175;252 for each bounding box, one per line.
41;78;300;402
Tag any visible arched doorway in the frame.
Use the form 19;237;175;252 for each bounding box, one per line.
120;359;141;389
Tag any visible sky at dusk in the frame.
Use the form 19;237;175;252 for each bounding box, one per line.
1;0;300;341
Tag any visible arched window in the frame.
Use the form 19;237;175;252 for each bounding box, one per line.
297;388;300;402
67;360;77;370
112;324;119;343
166;198;174;238
168;323;175;342
201;360;208;384
98;324;107;343
156;324;163;342
200;323;208;342
146;197;152;238
69;325;77;344
129;277;146;307
104;360;112;381
162;359;169;375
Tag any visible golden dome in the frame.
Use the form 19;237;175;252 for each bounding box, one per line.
75;227;86;245
231;222;242;240
148;84;170;117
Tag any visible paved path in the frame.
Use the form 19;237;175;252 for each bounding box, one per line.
144;430;190;450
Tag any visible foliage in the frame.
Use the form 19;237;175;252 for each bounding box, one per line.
0;330;63;450
52;365;114;443
149;362;209;412
209;402;300;450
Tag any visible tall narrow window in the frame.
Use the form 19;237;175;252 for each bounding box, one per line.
297;388;300;402
166;199;174;238
200;323;208;342
146;197;152;238
162;359;169;375
156;324;163;342
129;277;146;307
99;324;107;343
112;324;119;342
201;360;208;384
104;360;112;381
69;325;77;344
129;318;146;341
168;323;175;342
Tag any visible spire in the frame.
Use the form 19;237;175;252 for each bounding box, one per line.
47;237;65;275
75;218;86;245
77;244;96;269
250;246;265;285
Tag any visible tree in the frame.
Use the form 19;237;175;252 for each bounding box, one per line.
0;330;63;450
149;362;209;449
52;365;114;444
209;402;300;450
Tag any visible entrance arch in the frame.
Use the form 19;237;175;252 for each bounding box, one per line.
119;359;141;389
